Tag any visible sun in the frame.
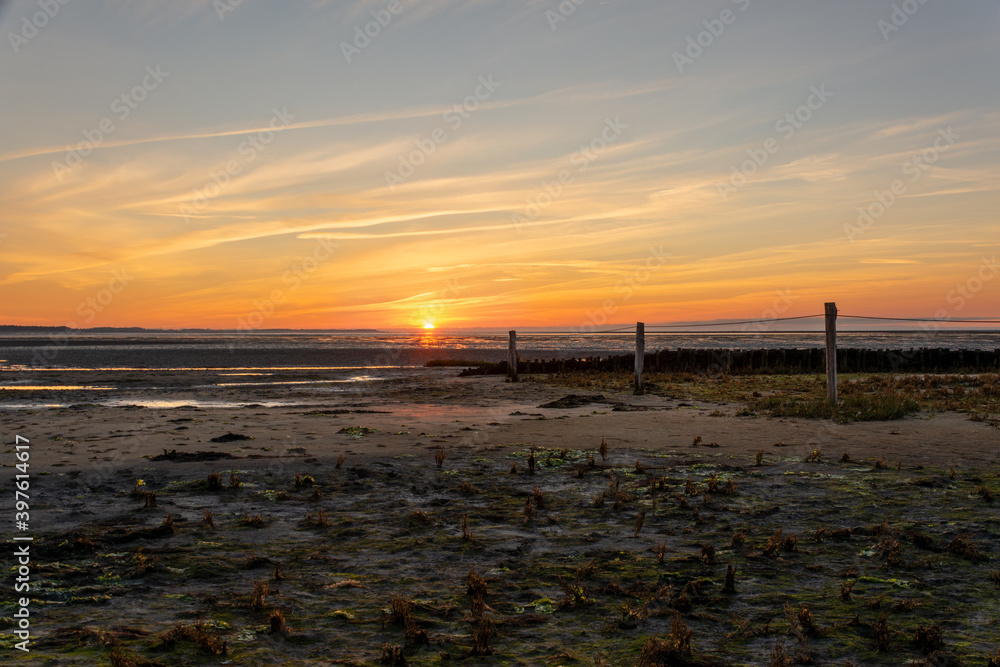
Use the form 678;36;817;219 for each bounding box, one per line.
423;322;435;329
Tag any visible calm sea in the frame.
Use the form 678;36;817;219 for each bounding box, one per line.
1;331;998;370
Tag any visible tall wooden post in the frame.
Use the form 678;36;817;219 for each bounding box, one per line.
824;303;838;403
507;330;518;383
634;322;645;394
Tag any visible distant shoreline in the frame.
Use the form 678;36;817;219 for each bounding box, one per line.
0;326;381;334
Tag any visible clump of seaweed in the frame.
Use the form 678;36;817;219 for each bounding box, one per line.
599;438;608;461
754;450;764;466
875;456;889;470
706;474;719;493
294;473;314;487
805;448;823;463
202;510;214;530
523;498;534;524
304;508;329;527
729;530;746;549
653;541;666;564
434;448;446;469
723;563;736;594
132;548;158;576
557;562;594;609
946;533;987;562
840;580;855;601
250;581;270;611
879;537;903;566
241;512;266;528
379;643;408;666
769;638;791;667
638;614;693;666
634;511;646;538
229;472;242;489
763;528;784;557
873;613;892;651
409;510;430;525
457;481;480;495
976;484;995;503
206;472;224;491
466;567;493;655
467;568;488;599
269;609;288;635
336;454;346;469
701;544;716;565
461;514;472;540
385;597;427;646
527;449;536;474
470;617;494;655
533;485;545;509
158;620;227;655
722;479;737;495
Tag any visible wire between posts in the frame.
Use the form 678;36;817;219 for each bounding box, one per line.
510;313;1000;335
839;315;1000;324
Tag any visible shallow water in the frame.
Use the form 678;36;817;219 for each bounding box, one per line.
1;331;998;370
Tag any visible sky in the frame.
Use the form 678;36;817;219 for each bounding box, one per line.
0;0;998;330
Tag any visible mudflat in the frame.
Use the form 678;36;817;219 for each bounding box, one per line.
2;371;999;665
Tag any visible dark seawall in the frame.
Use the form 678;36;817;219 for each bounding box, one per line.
460;347;1000;376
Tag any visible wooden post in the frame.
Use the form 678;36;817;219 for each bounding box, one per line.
634;322;645;394
507;330;518;383
824;303;838;403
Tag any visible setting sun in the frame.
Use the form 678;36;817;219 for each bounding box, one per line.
423;323;435;330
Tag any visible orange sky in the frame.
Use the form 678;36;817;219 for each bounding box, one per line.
1;1;997;330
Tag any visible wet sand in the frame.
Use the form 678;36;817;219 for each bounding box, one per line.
1;371;999;665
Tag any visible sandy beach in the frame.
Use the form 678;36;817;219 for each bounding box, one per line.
2;369;999;666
